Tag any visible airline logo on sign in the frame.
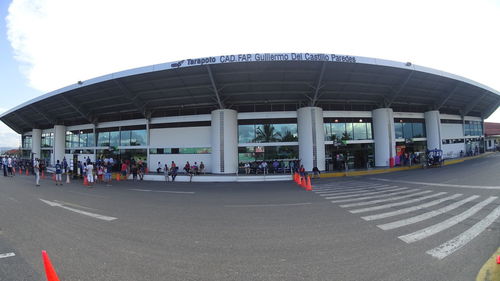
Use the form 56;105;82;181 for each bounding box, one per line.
169;53;357;70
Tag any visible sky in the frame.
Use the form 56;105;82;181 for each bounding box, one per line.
1;0;500;147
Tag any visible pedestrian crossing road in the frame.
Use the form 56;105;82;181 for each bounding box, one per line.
313;180;500;260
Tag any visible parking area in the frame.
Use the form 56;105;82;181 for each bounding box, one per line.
0;153;498;281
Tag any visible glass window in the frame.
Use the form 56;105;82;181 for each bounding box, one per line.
402;123;413;139
79;133;87;147
366;123;373;139
464;122;471;136
120;131;131;146
131;130;147;146
71;133;79;147
324;123;332;141
345;123;354;140
255;124;282;143
273;124;298;142
238;125;255;143
331;123;345;140
87;133;95;147
412;123;425;138
98;132;110;147
395;123;403;138
110;131;120;147
353;123;367;140
179;147;211;154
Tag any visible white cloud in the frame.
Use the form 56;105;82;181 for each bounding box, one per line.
5;0;500;120
0;108;20;147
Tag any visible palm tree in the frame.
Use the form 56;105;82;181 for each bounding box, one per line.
280;130;298;142
253;124;282;142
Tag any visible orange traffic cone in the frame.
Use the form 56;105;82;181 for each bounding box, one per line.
26;169;29;176
116;173;120;181
41;250;61;281
83;176;89;186
300;177;306;188
19;168;22;176
496;255;500;264
42;171;45;179
306;176;312;191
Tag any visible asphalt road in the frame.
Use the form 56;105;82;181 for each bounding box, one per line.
0;153;499;281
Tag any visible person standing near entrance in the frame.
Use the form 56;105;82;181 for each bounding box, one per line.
164;163;169;182
55;160;63;185
86;162;95;187
34;158;40;186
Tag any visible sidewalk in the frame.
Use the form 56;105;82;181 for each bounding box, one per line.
320;152;495;178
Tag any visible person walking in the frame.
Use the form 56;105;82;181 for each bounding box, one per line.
131;164;138;181
199;161;205;174
2;157;7;177
104;161;112;186
55;160;63;185
34;158;40;186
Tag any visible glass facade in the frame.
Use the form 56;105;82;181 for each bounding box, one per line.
238;123;297;143
149;147;211;154
324;119;372;141
66;130;95;148
394;119;426;139
464;121;483;136
22;135;32;149
97;128;146;147
41;133;54;148
238;146;298;162
325;143;374;170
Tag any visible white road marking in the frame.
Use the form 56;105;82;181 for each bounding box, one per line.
224;202;312;208
426;205;500;259
398;196;497;243
7;197;19;203
362;194;463;221
320;187;407;198
0;252;15;259
372;178;500;190
314;184;388;191
350;192;448;214
316;186;396;195
39;199;117;221
329;188;419;202
154;190;195;194
340;190;434;208
128;189;194;194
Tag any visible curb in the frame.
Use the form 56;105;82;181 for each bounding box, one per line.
476;247;500;281
320;152;495;179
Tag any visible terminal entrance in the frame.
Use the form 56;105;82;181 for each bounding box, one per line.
395;140;426;166
325;143;374;171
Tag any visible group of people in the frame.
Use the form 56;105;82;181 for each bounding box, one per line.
156;161;205;182
240;160;301;175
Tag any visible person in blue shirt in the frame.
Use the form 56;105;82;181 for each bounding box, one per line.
55;160;63;185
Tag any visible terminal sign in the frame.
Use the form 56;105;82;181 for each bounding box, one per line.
170;53;357;69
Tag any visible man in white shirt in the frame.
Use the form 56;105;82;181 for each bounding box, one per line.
86;162;94;187
34;158;40;186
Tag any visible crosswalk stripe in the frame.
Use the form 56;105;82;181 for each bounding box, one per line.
426;205;500;259
398;196;498;243
317;186;399;196
377;195;479;230
350;192;448;214
329;188;419;202
362;194;464;221
314;184;389;192
340;190;434;208
321;187;408;199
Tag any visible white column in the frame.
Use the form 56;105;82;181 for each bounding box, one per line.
424;110;441;150
53;125;66;165
297;107;325;171
211;109;238;174
31;129;42;160
372;108;396;167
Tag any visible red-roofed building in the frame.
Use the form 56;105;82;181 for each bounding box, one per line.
484;122;500;151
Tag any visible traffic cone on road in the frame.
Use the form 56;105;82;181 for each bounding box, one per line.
300;176;306;188
83;176;89;186
41;250;61;281
496;255;500;264
26;169;29;176
116;173;120;181
306;176;312;191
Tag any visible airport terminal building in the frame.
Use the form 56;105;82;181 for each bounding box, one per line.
1;53;499;173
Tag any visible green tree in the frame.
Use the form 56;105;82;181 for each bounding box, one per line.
254;124;282;142
280;130;298;142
